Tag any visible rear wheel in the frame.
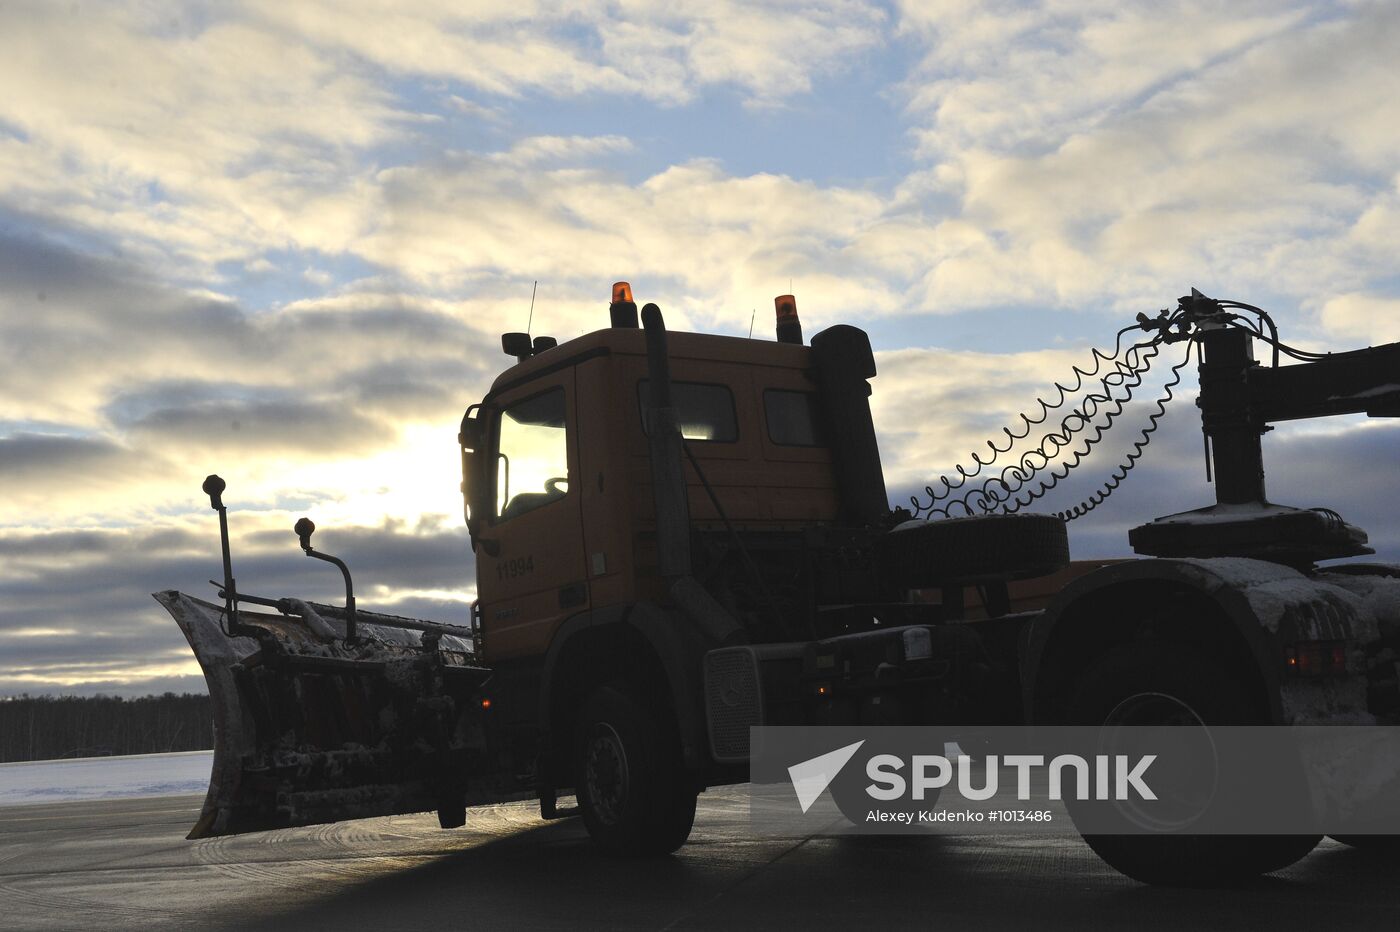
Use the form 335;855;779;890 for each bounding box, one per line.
574;684;697;856
1065;642;1319;886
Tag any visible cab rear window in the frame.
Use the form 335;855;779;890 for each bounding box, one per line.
637;380;738;442
764;390;825;446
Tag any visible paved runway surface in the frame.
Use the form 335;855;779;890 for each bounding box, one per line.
1;787;1397;931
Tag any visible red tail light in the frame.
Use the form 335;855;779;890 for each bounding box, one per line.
1284;641;1348;676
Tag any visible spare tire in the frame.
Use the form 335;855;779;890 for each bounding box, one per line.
877;513;1068;587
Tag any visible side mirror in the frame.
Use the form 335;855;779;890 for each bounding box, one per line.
459;409;483;452
502;332;532;362
459;406;487;547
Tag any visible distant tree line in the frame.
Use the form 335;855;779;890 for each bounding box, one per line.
0;693;213;763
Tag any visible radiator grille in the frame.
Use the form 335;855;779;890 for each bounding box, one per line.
704;647;762;763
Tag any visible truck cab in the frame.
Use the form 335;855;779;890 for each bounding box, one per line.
462;326;840;663
447;289;1079;850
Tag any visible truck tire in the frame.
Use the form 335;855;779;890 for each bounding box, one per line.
878;513;1069;587
574;684;697;856
1064;642;1319;886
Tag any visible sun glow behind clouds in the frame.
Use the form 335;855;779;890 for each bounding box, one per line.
268;422;469;531
3;1;1400;695
5;659;204;690
0;628;82;639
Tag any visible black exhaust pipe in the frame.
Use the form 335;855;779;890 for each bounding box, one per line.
641;302;690;578
810;325;889;526
641;303;743;644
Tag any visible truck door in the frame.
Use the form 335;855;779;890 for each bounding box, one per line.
477;372;589;661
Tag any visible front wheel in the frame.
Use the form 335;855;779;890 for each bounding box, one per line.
574;684;697;856
1065;642;1319;886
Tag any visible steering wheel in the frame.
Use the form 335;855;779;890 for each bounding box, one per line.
545;477;568;496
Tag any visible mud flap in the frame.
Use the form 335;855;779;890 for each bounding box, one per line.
156;591;488;839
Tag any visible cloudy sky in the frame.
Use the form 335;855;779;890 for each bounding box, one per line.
2;0;1397;697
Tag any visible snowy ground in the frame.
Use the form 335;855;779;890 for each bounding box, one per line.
0;750;211;805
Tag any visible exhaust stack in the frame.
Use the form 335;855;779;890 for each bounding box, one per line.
810;325;889;526
641;302;690;579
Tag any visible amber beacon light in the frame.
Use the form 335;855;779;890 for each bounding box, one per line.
775;294;803;344
610;280;639;328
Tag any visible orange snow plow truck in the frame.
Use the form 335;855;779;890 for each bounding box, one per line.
160;283;1400;886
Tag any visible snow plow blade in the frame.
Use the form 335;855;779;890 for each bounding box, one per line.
156;591;489;839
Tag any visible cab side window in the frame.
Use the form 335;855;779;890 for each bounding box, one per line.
637;380;738;442
764;389;825;446
495;388;569;521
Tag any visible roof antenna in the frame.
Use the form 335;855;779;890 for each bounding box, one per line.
748;308;756;339
525;280;537;337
